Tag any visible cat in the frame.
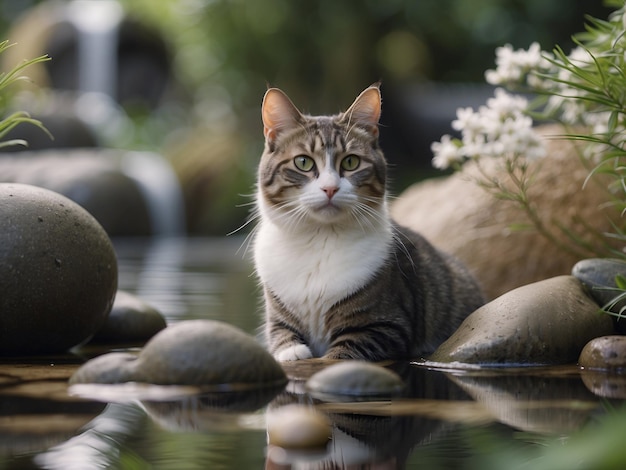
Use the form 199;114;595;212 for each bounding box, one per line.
253;83;485;362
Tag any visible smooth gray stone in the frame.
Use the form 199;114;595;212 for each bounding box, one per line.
90;291;166;343
306;361;405;399
429;276;615;366
572;258;626;333
70;320;287;387
0;183;117;354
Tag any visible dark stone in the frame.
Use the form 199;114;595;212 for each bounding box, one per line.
90;291;166;343
572;258;626;332
429;276;615;366
70;320;287;387
0;183;118;354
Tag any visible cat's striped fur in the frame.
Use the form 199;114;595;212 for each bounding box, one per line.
254;84;485;361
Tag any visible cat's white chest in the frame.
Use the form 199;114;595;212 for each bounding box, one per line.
254;221;391;348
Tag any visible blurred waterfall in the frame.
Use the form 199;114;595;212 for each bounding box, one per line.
67;0;123;99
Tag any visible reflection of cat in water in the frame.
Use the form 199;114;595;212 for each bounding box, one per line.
253;84;485;362
264;363;470;469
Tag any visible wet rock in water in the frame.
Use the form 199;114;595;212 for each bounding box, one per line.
266;404;331;449
0;183;117;354
306;361;405;400
429;276;615;366
572;258;626;333
90;291;167;343
70;320;287;387
579;335;626;371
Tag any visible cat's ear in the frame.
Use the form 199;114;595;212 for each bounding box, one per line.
262;88;303;143
342;84;381;137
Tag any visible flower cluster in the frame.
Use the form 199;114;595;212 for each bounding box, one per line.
431;88;545;170
430;2;626;269
433;3;626;169
484;42;554;90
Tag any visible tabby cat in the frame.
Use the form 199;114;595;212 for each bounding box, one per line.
253;84;485;361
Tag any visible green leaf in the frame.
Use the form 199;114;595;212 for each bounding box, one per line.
0;42;53;146
615;274;626;290
608;110;619;134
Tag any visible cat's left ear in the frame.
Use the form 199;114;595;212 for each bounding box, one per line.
342;84;381;137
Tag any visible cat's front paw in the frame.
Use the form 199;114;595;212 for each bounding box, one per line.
274;344;313;362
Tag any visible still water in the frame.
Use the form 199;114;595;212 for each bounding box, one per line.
1;237;626;469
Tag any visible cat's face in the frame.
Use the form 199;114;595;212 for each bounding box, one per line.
258;85;387;229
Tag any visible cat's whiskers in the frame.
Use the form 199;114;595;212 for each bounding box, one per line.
391;229;418;274
349;203;381;233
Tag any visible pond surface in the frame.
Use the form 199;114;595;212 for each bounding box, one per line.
1;237;626;469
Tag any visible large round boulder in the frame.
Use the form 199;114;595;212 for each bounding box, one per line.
0;183;117;354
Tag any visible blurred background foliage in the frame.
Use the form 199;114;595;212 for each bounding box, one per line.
0;0;613;234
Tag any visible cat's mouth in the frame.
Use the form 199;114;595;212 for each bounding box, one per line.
310;202;352;224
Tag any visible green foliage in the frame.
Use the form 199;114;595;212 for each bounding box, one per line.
0;40;51;148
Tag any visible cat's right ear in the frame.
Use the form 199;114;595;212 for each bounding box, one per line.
262;88;303;144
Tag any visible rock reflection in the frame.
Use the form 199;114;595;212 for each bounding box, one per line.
34;402;147;470
140;386;285;432
580;369;626;399
0;395;105;458
446;368;601;434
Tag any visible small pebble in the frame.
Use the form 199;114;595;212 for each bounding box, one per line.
266;404;331;449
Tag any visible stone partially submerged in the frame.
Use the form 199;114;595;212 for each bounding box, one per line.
306;362;405;400
70;320;287;388
429;276;614;366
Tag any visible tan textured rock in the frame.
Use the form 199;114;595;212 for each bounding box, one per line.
391;125;621;299
429;276;615;366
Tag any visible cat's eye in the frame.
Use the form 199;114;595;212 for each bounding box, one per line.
341;155;361;171
294;155;315;172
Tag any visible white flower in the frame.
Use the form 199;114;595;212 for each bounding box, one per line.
431;87;545;169
431;135;463;169
486;88;529;118
485;42;554;87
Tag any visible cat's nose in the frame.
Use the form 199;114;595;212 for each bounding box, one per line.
322;186;338;199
